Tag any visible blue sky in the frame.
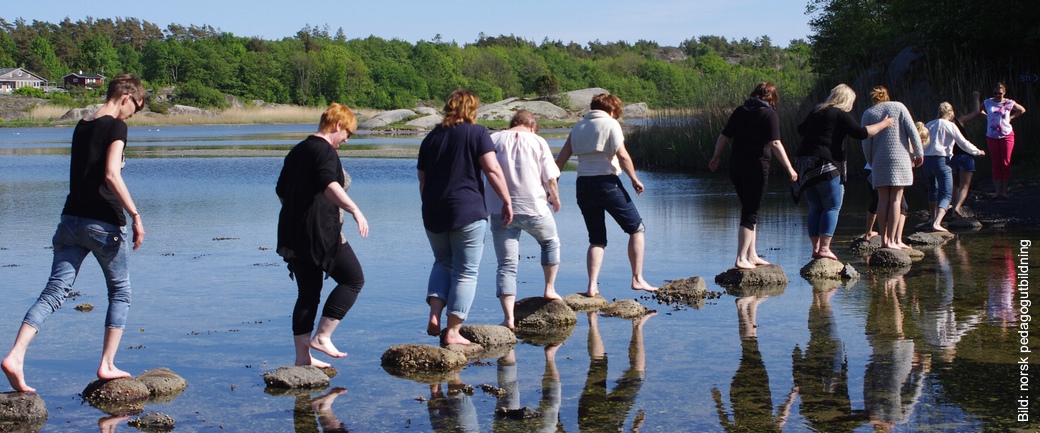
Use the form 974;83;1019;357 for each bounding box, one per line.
4;0;813;47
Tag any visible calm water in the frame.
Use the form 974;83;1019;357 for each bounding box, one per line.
0;124;1037;432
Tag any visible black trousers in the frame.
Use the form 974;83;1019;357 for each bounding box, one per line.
290;241;364;335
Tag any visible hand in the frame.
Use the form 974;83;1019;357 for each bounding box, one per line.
708;157;720;172
548;194;561;213
789;168;798;182
631;178;645;195
500;203;513;226
353;210;369;238
880;114;895;129
972;91;980;100
978;150;986;157
131;217;145;251
912;156;924;168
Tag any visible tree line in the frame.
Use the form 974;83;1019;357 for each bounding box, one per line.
0;17;815;109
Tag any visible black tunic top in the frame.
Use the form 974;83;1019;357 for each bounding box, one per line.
795;106;869;164
276;136;345;272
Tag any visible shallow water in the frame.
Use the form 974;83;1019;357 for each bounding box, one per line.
0;124;1037;432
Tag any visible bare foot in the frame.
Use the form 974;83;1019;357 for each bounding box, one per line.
931;225;948;232
97;363;131;381
2;355;35;393
816;249;838;260
499;320;515;331
631;279;658;292
98;415;130;433
734;260;756;270
442;330;471;346
880;243;900;250
311;387;348;411
896;242;912;250
543;290;563;301
860;231;878;241
751;255;771;266
309;337;348;358
296;357;331;368
583;288;600;297
426;315;440;337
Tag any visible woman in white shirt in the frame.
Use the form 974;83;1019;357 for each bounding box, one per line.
923;102;985;231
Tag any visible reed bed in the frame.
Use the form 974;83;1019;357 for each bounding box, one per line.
27;104;76;122
126;105;328;126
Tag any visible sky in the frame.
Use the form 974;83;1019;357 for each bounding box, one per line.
3;0;813;47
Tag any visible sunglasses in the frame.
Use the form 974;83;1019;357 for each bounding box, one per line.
127;95;145;113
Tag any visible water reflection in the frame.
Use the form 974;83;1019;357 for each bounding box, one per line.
293;388;350;433
491;345;562;432
426;374;479;432
987;239;1018;327
792;281;860;432
577;312;653;432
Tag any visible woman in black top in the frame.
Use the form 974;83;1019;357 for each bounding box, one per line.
793;84;893;260
709;82;798;270
277;103;368;368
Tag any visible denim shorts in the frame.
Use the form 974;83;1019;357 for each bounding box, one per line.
576;175;644;246
949;153;975;174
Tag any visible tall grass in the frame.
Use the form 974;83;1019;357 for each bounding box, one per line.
126;106;328;126
28;104;76;122
629;51;1038;177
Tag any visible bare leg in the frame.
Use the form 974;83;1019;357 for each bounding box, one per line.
309;317;347;358
951;172;973;216
97;328;130;381
628;232;657;292
542;264;561;300
748;227;770;266
735;226;756;269
442;314;470;345
587;312;604;359
810;235;820;258
629;311;655;373
895;214;910;250
817;235;837;260
932;208;949;232
862;212;878;240
499;294;516;330
427;296;445;336
585;245;605;297
2;323;38;392
294;334;330;368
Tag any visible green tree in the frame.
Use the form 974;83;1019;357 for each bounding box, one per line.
27;36;64;80
80;34;121;76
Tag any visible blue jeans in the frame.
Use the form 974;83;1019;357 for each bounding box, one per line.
425;219;487;321
490;213;561;298
804;175;843;237
23;215;132;331
576;175;644;246
923;155;953;209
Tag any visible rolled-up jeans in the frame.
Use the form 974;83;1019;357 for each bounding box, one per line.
491;213;560;298
425;219;487;321
923;155;953;209
23;215;132;331
803;175;844;237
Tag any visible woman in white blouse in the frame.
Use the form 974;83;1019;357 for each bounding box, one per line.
923;102;985;231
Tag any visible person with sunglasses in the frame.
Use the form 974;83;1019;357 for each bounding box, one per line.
2;74;147;393
982;82;1026;198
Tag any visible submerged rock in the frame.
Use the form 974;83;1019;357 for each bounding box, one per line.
947;217;982;231
904;247;925;260
0;392;47;431
654;276;707;307
74;302;94;312
715;265;789;287
562;293;609;312
381;344;467;377
135;368;187;400
262;366;330;389
868;248;912;268
600;299;649;319
443;342;485;360
724;284;787;298
459;324;517;347
514;297;576;330
515;321;576;347
495;406;541;419
127;412;175;432
800;258;845;280
906;231;956;246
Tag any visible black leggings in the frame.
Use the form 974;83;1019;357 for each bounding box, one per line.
731;161;770;229
290;242;364;335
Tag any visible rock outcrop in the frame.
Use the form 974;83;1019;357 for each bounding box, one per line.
359;109;417;129
565;88;610;111
715;265;789;287
262;366;331;389
458;324;517;347
600;300;649;319
135;368;188;402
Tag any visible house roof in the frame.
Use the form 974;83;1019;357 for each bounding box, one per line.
63;72;105;80
0;68;48;82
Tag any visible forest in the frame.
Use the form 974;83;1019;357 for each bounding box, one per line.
0;17;813;110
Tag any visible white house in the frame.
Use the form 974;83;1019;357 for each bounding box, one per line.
0;68;48;93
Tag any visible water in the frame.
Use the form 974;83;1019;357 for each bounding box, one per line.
0;124;1037;432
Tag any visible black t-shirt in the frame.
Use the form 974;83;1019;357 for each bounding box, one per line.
62;116;129;226
417;122;495;233
276;136;345;270
795;106;869;164
721;98;781;169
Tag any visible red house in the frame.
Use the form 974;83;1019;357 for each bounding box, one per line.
62;71;105;89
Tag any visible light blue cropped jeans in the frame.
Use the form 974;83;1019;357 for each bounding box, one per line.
803;175;844;237
425;219;487;321
490;213;561;298
23;215;132;331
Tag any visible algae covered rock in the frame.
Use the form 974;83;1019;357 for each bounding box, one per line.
381;344;467;377
459;324;517;347
562;293;609;312
799;258;845;280
514;297;576;330
947;217;982;231
0;391;48;432
715;265;789;287
135;368;187;400
262;365;330;389
868;248;913;268
600;299;649;319
654;276;707;307
906;231;955;246
83;377;151;404
127;412;175;432
850;236;882;255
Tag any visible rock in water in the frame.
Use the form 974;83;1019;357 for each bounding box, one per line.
514;297;576;330
562;293;609;312
0;392;48;432
906;231;955;246
654;276;707;307
715;265;789;286
459;324;517;347
868;248;912;268
128;412;175;431
262;366;330;389
800;258;845;280
381;344;467;375
600;299;648;319
135;368;187;399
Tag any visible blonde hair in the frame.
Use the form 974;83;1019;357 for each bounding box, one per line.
318;102;357;134
870;86;890;105
816;83;856;112
916;121;930;146
937;102;954;120
441;89;480;127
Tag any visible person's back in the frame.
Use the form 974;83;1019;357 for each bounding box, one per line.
486;129;559;217
569;110;622;176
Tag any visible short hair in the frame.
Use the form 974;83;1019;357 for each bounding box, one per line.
590;93;623;118
750;82;778;107
509;109;538;132
816;83;856;112
318;102;357;134
937;102;954;120
441;89;480;127
995;82;1007;93
915;121;930;146
870;86;890;104
106;74;146;104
